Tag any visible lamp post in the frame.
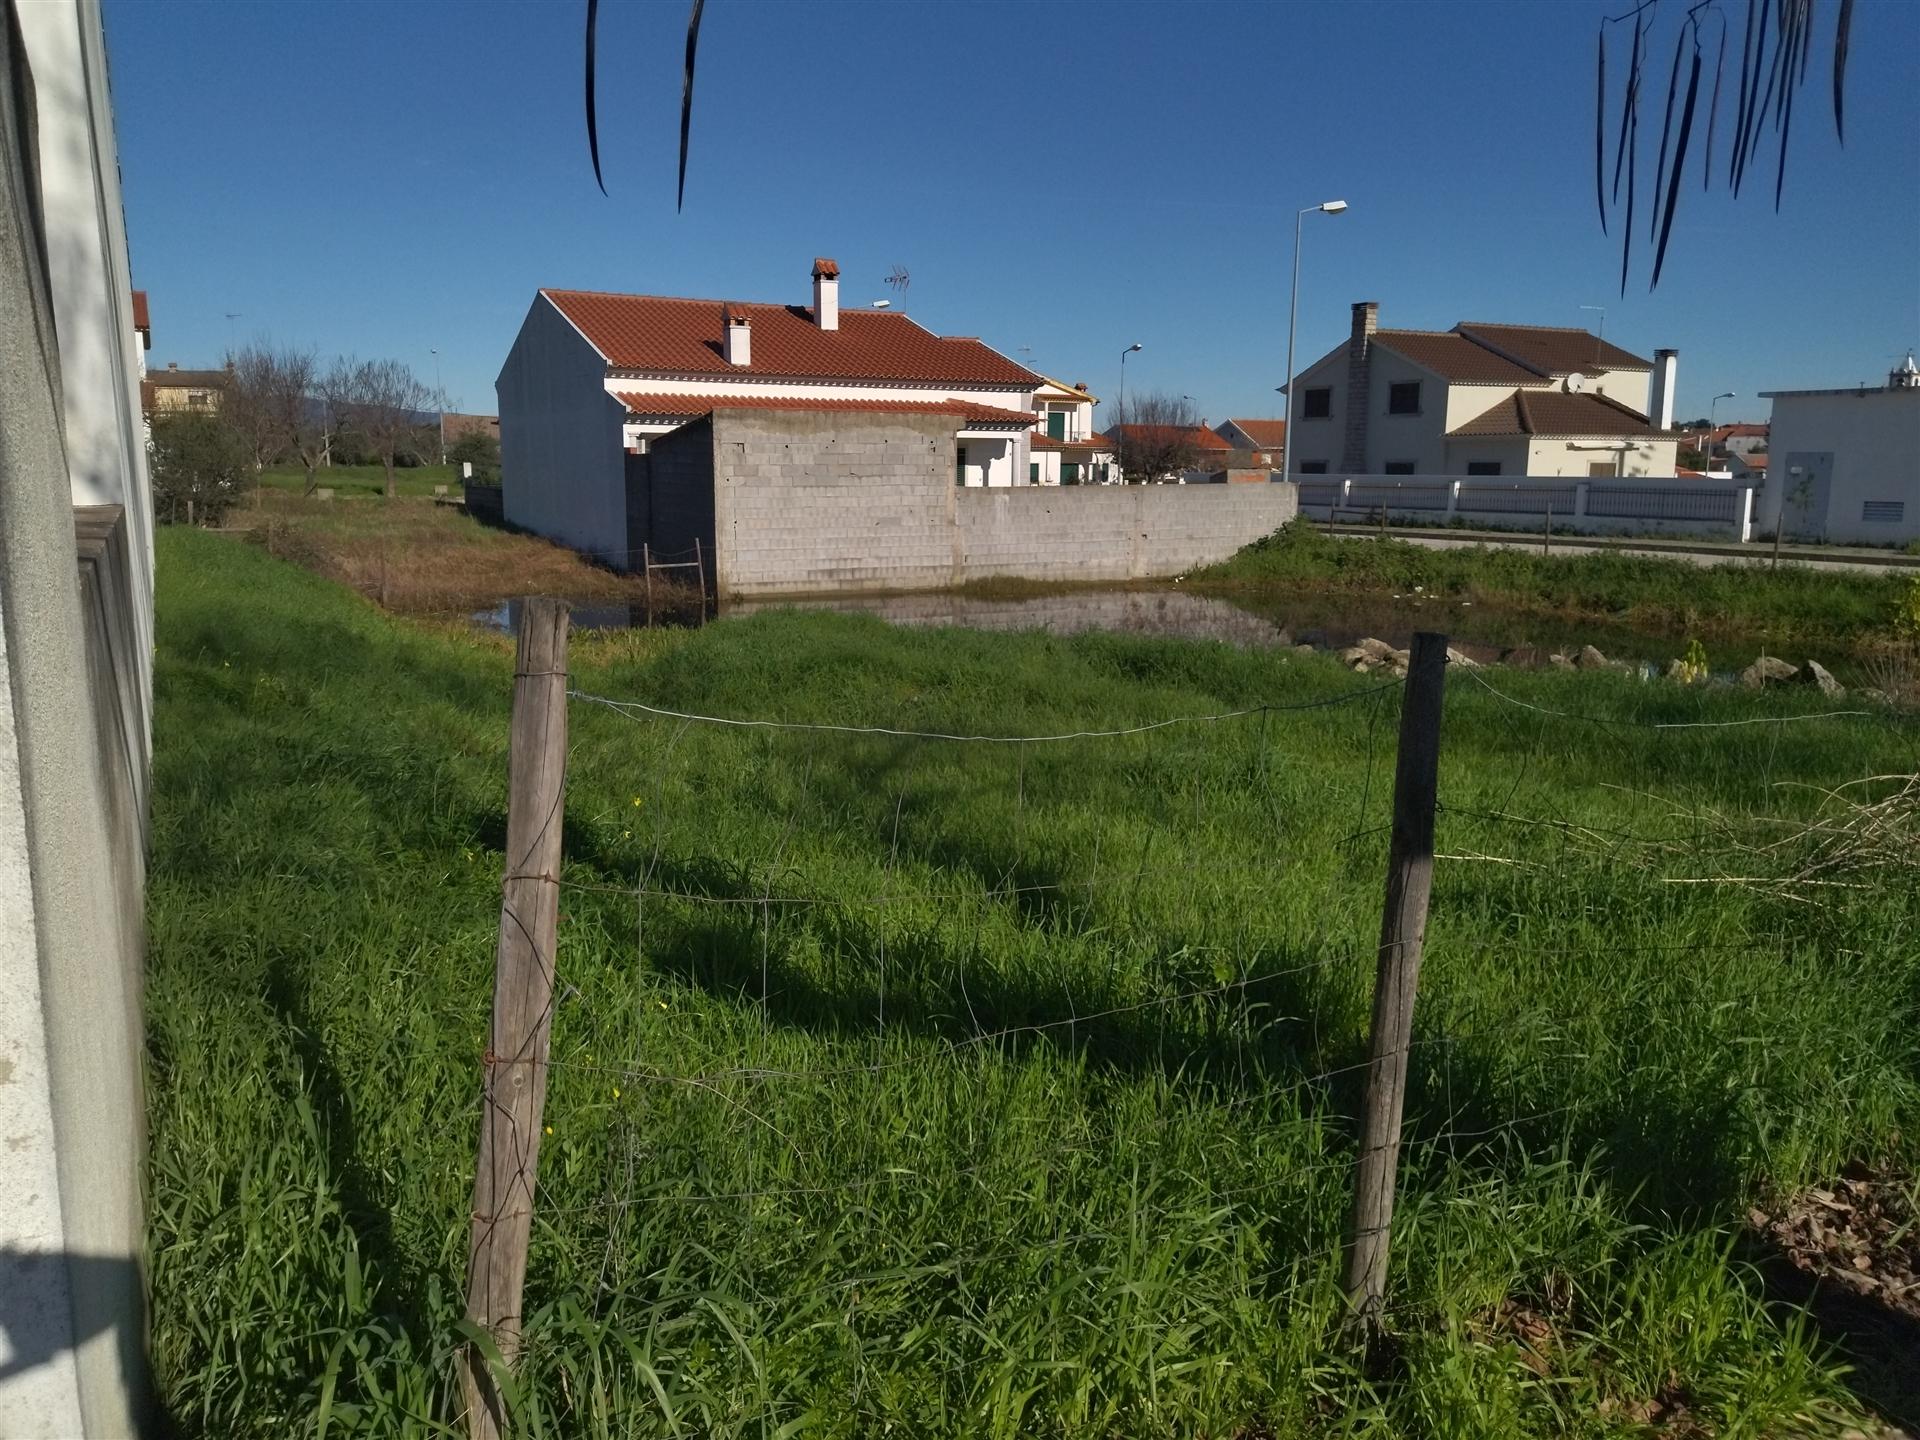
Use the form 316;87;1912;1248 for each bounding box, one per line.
1708;391;1735;465
1118;342;1142;480
431;348;445;464
1281;200;1348;485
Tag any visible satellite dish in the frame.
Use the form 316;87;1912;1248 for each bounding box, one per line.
1564;373;1588;394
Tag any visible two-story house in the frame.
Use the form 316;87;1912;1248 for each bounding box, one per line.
498;258;1046;561
1029;376;1116;484
1284;302;1679;479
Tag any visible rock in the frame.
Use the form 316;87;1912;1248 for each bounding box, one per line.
1337;645;1372;668
1798;660;1845;698
1354;637;1396;661
1857;688;1893;706
1549;653;1575;670
1576;644;1610;669
1387;648;1411;668
1741;655;1799;688
1293;644;1317;656
1445;647;1480;669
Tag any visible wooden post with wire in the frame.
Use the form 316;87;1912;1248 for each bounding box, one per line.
1342;628;1448;1342
461;597;570;1439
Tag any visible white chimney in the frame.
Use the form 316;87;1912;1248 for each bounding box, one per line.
811;257;839;331
723;306;751;367
1649;348;1678;431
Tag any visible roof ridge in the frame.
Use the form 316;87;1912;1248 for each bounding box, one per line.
1513;390;1533;434
1586;390;1653;423
1458;321;1594;334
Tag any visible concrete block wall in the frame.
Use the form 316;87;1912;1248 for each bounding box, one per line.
955;485;1298;584
638;417;718;572
710;411;960;596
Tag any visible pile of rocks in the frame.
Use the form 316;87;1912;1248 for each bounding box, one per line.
1327;637;1856;700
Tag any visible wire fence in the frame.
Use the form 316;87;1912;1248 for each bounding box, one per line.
455;609;1918;1434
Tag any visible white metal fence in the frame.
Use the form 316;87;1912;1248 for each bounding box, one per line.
1292;475;1759;540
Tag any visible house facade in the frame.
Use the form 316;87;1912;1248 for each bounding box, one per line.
1285;302;1679;478
145;359;228;414
1214;418;1286;467
1759;355;1920;545
1029;376;1116;485
498;259;1046;563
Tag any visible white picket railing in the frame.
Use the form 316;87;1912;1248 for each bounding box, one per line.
1290;475;1758;541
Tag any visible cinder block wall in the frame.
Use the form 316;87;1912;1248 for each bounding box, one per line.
696;409;1298;598
711;411;959;596
642;417;718;572
956;485;1298;583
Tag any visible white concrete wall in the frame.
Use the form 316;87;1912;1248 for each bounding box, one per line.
2;6;153;1431
1526;436;1678;478
956;434;1015;487
1764;390;1920;544
1588;367;1651;410
498;295;631;563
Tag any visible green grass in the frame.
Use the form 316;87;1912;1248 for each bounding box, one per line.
1194;520;1913;658
147;527;1919;1437
258;462;462;499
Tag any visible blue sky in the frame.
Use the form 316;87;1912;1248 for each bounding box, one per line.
106;0;1919;427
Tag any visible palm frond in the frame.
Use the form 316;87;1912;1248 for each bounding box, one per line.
1596;27;1610;233
1833;0;1854;142
585;0;606;195
1652;36;1703;286
1649;25;1689;241
677;0;706;213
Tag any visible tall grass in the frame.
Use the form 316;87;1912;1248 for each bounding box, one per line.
147;528;1919;1436
1193;520;1912;657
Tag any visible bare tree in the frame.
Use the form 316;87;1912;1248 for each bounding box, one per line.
224;344;318;493
1111;392;1202;484
322;356;443;498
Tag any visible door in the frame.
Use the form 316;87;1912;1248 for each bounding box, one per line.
1047;410;1066;440
1780;452;1832;540
1061;461;1080;484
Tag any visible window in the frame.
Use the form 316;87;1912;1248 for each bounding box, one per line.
1466;461;1502;476
1298;460;1329;475
1863;500;1906;524
188;390;211;409
1383;461;1416;476
1029;462;1040;484
955;445;968;486
1301;388;1332;420
1047;410;1066;441
1388;381;1421;415
1061;461;1081;484
1588;462;1616;478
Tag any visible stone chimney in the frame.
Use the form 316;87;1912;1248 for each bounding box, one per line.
1340;301;1378;474
723;306;751;367
1649;348;1677;430
811;257;840;331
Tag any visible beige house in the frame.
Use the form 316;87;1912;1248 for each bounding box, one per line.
1286;302;1679;478
144;359;228;414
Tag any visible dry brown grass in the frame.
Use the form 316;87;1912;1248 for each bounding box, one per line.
227;492;703;620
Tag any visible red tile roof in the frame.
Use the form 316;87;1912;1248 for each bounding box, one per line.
1712;423;1769;441
1371;331;1542;385
614;392;1036;427
545;289;1038;386
1453;323;1651;374
812;257;839;279
1221;418;1287;446
1447;390;1668;438
1111;423;1233;450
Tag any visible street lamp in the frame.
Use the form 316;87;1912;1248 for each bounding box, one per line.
1281;200;1348;485
431;347;445;464
1117;343;1143;476
1707;391;1735;468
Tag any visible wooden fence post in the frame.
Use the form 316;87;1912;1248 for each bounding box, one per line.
1341;629;1448;1341
461;597;571;1438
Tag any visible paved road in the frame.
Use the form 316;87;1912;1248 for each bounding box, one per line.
1324;525;1918;578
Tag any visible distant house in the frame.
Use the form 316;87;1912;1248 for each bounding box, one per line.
1759;355;1920;544
497;258;1043;562
1284;302;1679;478
1727;450;1767;482
1029;376;1117;484
1214;418;1286;466
1110;422;1234;483
439;411;499;451
1711;422;1769;460
146;359;228;414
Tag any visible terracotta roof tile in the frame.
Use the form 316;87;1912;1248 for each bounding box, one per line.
131;290;149;332
1453;322;1651;374
1447;390;1668;438
548;289;1037;386
1371;331;1542;385
615;392;1036;427
811;257;839;278
1221;418;1288;446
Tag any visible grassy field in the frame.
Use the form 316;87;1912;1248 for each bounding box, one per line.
148;527;1918;1437
1193;521;1916;660
219;489;698;619
259;462;464;499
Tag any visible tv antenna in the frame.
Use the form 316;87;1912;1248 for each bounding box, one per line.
884;265;910;297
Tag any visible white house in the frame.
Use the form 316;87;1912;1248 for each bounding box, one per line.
1285;302;1680;479
1028;375;1116;485
1214;418;1287;466
497;259;1046;563
1759;355;1920;545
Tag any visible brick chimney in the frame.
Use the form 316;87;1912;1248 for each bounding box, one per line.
1340;301;1377;474
811;257;840;331
723;305;751;367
